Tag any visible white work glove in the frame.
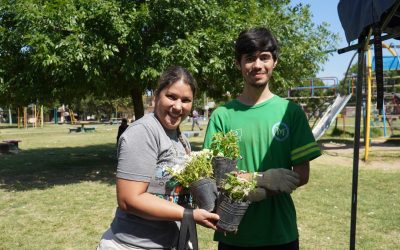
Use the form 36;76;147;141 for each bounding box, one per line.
246;187;267;202
255;168;300;194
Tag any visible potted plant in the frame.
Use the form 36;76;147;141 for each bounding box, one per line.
209;131;241;186
216;172;256;234
168;149;218;212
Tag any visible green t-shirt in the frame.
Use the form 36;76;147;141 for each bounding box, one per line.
203;95;321;247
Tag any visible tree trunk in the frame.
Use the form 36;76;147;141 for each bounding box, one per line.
130;85;144;120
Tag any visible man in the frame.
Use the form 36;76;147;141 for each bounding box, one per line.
191;109;202;131
203;27;321;249
116;118;129;144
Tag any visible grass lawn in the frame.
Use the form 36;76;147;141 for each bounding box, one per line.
0;120;399;249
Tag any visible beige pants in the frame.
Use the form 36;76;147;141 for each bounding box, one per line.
97;228;179;250
97;228;142;250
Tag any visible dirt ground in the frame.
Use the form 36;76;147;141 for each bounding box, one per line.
316;140;400;170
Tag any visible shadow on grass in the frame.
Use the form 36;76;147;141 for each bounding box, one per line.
385;135;400;145
0;143;117;192
329;127;355;138
318;136;400;152
318;138;354;151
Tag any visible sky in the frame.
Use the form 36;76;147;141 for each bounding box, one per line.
290;0;354;80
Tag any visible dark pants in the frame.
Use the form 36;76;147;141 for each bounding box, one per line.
218;239;299;250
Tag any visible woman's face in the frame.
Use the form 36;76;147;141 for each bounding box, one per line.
154;79;193;130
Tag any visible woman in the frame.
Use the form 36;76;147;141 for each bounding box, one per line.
98;66;219;249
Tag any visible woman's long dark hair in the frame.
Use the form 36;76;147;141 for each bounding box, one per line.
154;66;197;98
154;66;196;155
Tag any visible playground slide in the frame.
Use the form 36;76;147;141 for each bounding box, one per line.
312;94;352;140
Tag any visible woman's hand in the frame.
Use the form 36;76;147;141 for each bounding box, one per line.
192;209;220;230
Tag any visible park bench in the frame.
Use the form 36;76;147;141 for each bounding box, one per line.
83;126;96;132
0;140;22;154
182;131;202;138
68;126;96;133
69;127;82;133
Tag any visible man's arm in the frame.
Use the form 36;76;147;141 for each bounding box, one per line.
246;166;302;201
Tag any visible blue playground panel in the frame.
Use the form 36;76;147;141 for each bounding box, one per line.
372;56;400;71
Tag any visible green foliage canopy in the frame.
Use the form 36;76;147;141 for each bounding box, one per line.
0;0;338;118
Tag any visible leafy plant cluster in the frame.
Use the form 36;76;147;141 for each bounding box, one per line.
220;173;256;202
210;131;240;159
168;149;213;188
169;131;254;202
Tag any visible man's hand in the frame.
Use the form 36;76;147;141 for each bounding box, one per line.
247;187;267;202
255;168;300;193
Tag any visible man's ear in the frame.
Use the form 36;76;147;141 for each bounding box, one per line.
273;59;278;68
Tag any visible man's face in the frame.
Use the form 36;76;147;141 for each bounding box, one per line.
237;51;277;88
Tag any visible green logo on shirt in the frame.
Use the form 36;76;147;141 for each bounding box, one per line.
232;129;242;141
272;122;289;141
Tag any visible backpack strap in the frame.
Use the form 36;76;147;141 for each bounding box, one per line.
177;127;191;155
177;209;198;250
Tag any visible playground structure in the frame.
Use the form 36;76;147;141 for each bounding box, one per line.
16;105;44;129
287;77;339;99
14;105;77;128
364;42;400;160
286;41;400;157
287;77;353;141
0;103;136;127
2;105;83;127
311;94;352;140
51;105;78;124
343;74;400;135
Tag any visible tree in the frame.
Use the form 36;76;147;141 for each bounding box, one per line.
69;95;133;122
0;0;338;119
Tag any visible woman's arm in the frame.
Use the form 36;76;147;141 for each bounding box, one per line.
116;178;219;229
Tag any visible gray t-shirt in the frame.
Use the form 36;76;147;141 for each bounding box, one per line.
111;113;191;249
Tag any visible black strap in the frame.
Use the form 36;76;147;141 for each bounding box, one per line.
373;24;384;114
177;209;198;250
177;127;191;155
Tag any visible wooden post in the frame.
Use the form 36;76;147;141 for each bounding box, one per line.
23;107;27;129
33;105;36;128
41;105;44;128
17;108;20;128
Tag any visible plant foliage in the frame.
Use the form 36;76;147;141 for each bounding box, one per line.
210;131;241;159
168;149;213;188
220;173;256;202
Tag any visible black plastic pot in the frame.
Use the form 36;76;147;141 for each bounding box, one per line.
211;157;237;187
189;177;218;212
216;193;250;233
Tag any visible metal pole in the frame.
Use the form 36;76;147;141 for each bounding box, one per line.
54;108;58;124
350;35;367;250
311;79;314;97
383;99;387;137
8;107;12;125
338;32;400;54
364;47;372;161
